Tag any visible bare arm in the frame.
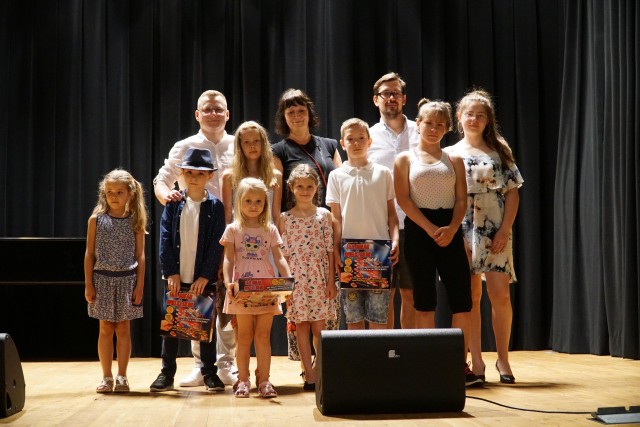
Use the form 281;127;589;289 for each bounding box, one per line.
271;245;292;277
84;216;97;304
272;170;283;222
386;199;400;265
328;202;343;268
133;229;145;304
273;156;284;174
433;156;468;247
221;171;234;224
491;187;519;253
325;210;337;299
222;243;237;295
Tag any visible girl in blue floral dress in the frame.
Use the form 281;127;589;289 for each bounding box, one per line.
446;89;524;385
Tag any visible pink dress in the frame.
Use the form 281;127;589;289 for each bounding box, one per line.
281;208;336;322
220;223;284;315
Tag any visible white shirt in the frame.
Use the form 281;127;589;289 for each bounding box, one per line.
154;130;234;200
179;196;204;283
369;116;419;228
326;161;394;240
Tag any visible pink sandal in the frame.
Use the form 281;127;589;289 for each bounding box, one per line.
233;380;251;398
257;381;277;398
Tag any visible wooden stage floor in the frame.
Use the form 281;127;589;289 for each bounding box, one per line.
2;351;639;426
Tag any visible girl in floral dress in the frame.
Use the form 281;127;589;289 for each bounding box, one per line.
278;164;338;390
445;89;524;384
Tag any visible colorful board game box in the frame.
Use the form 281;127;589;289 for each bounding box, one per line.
159;284;215;342
339;239;392;290
232;277;294;308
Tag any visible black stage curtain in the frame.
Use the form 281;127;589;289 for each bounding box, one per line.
552;0;639;359
0;0;637;360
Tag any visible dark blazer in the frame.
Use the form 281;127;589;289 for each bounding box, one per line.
159;190;225;283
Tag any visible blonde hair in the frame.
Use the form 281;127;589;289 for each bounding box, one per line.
92;169;148;233
455;89;515;167
197;90;227;110
340;117;370;139
233;177;271;231
229;121;277;189
416;98;453;132
287;164;321;208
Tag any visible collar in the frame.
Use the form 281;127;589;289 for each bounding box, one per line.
342;160;374;173
377;115;410;136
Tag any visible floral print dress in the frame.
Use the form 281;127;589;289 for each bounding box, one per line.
281;208;336;323
456;150;524;282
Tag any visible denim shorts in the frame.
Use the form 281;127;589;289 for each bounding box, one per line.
341;289;390;324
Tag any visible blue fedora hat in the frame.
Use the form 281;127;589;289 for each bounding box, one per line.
176;148;217;171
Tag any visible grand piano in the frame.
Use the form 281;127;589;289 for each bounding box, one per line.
0;238;97;360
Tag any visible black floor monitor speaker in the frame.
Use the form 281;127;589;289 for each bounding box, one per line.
316;329;466;415
0;333;26;418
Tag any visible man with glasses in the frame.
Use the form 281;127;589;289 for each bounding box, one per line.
153;89;237;388
369;73;419;330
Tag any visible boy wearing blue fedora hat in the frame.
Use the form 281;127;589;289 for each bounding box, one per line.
151;148;227;392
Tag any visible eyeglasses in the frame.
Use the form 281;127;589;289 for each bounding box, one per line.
377;91;404;100
199;107;227;116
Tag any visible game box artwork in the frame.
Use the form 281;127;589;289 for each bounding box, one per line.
160;284;215;342
236;277;294;302
339;239;392;290
233;277;294;308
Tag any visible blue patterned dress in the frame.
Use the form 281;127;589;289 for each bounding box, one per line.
88;214;143;321
453;150;524;282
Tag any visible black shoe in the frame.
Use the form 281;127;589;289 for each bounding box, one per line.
303;381;316;391
495;361;515;384
465;364;483;387
204;373;225;392
150;373;174;392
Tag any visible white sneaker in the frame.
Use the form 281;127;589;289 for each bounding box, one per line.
216;361;239;386
178;367;204;387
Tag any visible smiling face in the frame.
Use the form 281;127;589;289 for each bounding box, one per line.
284;104;310;133
290;176;318;205
373;79;406;120
195;95;229;135
459;101;489;137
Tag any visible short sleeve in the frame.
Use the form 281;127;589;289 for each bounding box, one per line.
269;224;283;247
501;162;524;193
220;223;236;245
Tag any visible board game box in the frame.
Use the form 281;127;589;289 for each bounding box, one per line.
232;277;294;308
339;239;392;290
159;284;215;342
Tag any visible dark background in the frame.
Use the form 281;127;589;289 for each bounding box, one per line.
0;0;638;361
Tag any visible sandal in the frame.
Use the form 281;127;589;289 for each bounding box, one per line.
114;375;130;392
257;381;277;398
96;377;114;393
233;380;251;398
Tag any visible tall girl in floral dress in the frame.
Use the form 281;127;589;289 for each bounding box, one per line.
278;164;338;390
445;89;524;384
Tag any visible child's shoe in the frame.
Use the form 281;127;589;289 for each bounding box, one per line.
203;373;225;392
96;377;114;393
114;375;130;392
178;367;204;387
150;373;174;392
233;380;251;398
257;381;277;398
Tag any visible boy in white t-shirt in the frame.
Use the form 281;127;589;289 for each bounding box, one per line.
326;118;399;329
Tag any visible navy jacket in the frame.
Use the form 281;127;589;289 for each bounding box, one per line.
159;190;225;283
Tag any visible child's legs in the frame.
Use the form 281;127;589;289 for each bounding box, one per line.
160;336;180;378
364;291;390;329
295;321;314;382
235;314;255;382
342;290;365;330
98;320;116;377
254;314;274;382
198;339;218;377
113;320;131;377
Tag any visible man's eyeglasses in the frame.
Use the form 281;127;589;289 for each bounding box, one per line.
377;91;404;100
199;107;227;116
